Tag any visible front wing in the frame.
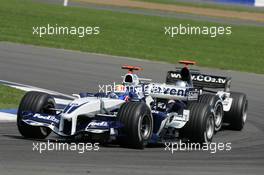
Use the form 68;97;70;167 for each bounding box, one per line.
21;112;123;137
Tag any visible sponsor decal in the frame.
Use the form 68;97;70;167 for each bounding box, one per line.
86;121;108;128
65;102;89;114
33;114;59;124
146;84;199;98
150;85;187;96
170;73;227;84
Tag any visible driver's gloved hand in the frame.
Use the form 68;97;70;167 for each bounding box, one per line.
108;92;119;99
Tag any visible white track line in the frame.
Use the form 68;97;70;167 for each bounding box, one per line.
0;80;75;100
0;80;74;122
0;112;16;122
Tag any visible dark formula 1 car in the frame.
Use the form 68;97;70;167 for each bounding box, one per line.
17;61;248;149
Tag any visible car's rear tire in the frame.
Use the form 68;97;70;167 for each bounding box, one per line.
224;92;248;131
181;102;215;143
199;94;223;131
17;91;55;139
117;102;153;149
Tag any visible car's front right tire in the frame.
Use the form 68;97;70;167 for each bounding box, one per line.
224;92;248;131
181;102;215;143
117;102;153;149
199;94;223;132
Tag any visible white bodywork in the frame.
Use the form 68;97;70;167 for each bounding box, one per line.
59;97;124;135
216;91;233;112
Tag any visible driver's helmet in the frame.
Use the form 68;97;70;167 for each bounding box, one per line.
175;80;188;88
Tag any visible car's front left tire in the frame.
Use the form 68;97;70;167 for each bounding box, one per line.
17;91;55;139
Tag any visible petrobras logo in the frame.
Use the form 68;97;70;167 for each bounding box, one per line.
69;103;79;106
170;73;226;84
33;114;60;124
69;102;88;107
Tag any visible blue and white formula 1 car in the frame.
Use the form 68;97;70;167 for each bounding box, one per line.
17;61;248;149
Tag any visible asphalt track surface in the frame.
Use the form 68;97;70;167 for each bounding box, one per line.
0;42;264;175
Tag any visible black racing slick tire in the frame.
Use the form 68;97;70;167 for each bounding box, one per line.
17;91;55;139
117;102;153;149
224;92;248;131
199;94;223;131
181;102;215;143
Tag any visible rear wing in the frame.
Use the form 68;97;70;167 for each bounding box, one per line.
166;70;231;91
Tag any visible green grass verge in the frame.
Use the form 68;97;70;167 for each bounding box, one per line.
134;0;264;13
0;85;24;109
0;0;264;73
